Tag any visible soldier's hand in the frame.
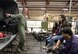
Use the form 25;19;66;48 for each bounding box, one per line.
5;13;11;17
52;45;59;50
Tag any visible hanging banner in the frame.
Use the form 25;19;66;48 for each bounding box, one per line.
41;21;48;31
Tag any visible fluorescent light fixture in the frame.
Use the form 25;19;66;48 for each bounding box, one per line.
62;8;68;11
41;8;46;10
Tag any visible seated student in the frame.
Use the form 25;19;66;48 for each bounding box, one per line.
43;22;58;48
53;27;78;54
43;22;71;50
45;29;56;46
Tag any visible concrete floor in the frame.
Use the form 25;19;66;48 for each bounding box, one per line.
0;34;53;54
20;34;52;54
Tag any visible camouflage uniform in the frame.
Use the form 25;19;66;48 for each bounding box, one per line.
10;13;27;50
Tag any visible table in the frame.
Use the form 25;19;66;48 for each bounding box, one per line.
0;35;16;51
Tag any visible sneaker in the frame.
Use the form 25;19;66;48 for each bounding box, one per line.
22;48;28;51
42;46;48;50
47;49;52;53
16;49;21;53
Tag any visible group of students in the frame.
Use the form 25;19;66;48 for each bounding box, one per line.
43;15;78;54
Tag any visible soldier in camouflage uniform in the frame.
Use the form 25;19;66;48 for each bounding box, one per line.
6;13;27;51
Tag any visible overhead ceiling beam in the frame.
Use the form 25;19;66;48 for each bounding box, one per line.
19;7;78;9
24;0;27;5
65;0;77;7
46;0;50;6
66;0;70;6
28;9;78;11
73;2;78;5
50;0;78;2
19;0;27;6
45;0;50;13
62;0;70;14
17;0;78;2
62;0;78;14
19;0;24;5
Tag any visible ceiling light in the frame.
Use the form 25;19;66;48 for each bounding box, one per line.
41;8;46;10
62;8;68;11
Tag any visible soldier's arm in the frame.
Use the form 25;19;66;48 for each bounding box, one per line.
25;21;27;30
11;13;24;19
6;13;23;19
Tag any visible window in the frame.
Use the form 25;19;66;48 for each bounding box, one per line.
27;21;42;32
27;21;41;27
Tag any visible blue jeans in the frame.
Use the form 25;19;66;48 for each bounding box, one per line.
47;35;62;47
46;36;52;42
